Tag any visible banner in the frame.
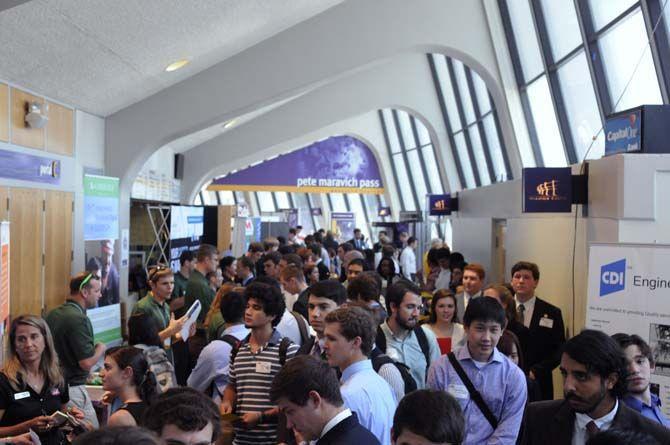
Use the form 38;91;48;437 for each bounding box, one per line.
88;304;122;347
84;175;119;241
428;194;451;216
522;167;572;213
208;136;384;194
586;244;670;416
331;212;355;242
0;148;60;184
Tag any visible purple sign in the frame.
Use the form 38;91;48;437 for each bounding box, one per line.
522;167;572;213
0;148;60;184
208;136;383;194
428;194;451;216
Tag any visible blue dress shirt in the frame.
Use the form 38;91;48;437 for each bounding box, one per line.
427;346;527;444
623;393;670;428
340;359;396;445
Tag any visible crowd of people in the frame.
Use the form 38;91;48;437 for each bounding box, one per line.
0;226;667;444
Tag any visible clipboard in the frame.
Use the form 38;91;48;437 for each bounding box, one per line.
180;300;201;341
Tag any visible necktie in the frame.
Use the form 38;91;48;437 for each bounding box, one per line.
586;420;599;439
517;304;525;324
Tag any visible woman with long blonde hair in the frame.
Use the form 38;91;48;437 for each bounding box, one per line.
0;315;85;444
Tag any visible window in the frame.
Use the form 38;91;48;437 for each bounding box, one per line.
348;194;369;240
589;0;638;31
217;191;235;205
526;76;567;167
329;193;347;213
454;133;476;188
506;0;544;81
468;126;491;186
274;192;291;210
540;0;582;61
257;191;276;213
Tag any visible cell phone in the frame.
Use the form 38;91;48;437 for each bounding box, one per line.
50;411;69;427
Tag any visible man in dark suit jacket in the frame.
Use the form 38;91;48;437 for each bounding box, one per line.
511;261;565;400
522;330;670;445
271;355;380;445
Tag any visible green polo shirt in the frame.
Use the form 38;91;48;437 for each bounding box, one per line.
133;292;171;332
185;269;215;323
46;300;95;386
172;271;189;300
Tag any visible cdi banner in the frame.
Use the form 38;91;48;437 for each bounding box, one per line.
208;136;384;194
84;175;120;241
586;244;670;416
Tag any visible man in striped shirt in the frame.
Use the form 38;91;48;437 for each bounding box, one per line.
221;282;299;445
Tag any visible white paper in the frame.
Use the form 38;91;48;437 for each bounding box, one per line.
181;300;201;341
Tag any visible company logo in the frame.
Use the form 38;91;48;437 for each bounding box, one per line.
529;179;567;202
600;259;626;297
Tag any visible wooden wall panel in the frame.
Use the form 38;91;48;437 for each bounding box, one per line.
10;88;45;150
0;84;8;142
44;191;72;312
0;188;8;222
9;188;44;317
46;102;74;156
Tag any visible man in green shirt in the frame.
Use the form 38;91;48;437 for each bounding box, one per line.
171;250;194;315
46;271;107;428
185;244;219;324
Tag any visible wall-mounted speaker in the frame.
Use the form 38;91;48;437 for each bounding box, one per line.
174;153;184;180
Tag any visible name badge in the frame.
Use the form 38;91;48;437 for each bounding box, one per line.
14;391;30;400
256;362;272;374
447;383;470;400
539;317;554;329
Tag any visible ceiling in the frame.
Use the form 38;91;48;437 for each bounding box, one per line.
0;0;342;116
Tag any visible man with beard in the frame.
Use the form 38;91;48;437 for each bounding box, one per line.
376;281;440;389
522;330;670;445
612;333;670;427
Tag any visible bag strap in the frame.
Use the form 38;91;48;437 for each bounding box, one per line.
230;334;251;365
278;337;292;366
376;325;387;353
447;352;499;429
291;311;310;345
219;334;239;348
413;326;432;372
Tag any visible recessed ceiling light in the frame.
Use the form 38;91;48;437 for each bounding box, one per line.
223;119;237;129
165;59;190;72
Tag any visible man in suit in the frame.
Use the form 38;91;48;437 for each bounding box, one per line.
347;228;368;251
270;355;380;445
512;261;565;400
455;262;485;321
391;390;465;445
523;330;670;444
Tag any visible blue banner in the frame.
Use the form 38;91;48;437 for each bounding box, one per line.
428;194;452;216
522;168;572;213
0;147;60;184
605;110;641;156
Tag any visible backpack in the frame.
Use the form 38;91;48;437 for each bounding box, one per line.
376;325;432;381
230;334;293;366
291;310;310;346
370;348;417;395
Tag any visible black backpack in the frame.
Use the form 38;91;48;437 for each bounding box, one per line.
376;324;432;381
370;348;417;395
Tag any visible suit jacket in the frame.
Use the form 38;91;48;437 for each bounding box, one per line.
522;399;670;445
454;290;482;322
316;412;380;445
524;297;565;400
347;237;368;251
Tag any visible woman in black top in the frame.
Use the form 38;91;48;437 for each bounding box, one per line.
0;315;85;445
101;347;157;426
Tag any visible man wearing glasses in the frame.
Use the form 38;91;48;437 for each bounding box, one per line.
46;271;107;427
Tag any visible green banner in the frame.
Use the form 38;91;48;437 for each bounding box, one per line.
84;175;119;198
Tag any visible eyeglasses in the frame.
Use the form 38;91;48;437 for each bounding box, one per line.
148;264;169;281
79;273;100;291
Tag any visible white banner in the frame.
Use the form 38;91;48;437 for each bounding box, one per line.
586;244;670;416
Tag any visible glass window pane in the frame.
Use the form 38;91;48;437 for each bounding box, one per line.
422;145;443;193
506;0;544;81
454;132;476;188
589;0;638;30
599;8;662;111
483;115;508;182
382;109;402;153
348;194;369;240
452;60;476;124
275;192;290;210
557;51;605;160
194;194;203;205
406;150;428;209
416;117;431;146
468;126;491;186
363;193;378;222
526;75;567;167
330;193;347;213
397;111;417;149
393;153;416;211
234;191;245;204
540;0;581;61
257;191;276;212
472;72;492;114
433;55;463;131
217;191;235;205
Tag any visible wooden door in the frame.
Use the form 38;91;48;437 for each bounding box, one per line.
44;190;73;312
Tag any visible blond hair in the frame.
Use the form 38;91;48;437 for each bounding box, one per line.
3;315;63;391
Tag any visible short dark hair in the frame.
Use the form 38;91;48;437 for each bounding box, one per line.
282;253;303;268
308;243;322;258
307;280;347;305
237;256;255;271
248;242;264;253
385;280;421;314
347;274;379;302
612;333;654;366
392;390;465;443
127;313;162;347
72;426;161;445
219;255;236;270
244;282;285;327
347;258;365;270
148;264;173;283
220;290;245;324
325;306;376;355
339;243;354;253
586;429;660;445
262;251;282;265
497;329;524;369
179;250;194;266
463;296;506;328
381;244;395;258
143;387;220;441
511;261;540;281
563;329;628;398
70;271;101;295
407;236;417;245
196;244;218;262
429;289;458;324
353;228;361;234
270;355;343;406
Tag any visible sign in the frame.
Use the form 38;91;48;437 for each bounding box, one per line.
84;175;120;240
331;212;355;242
605;109;641;156
88;304;122;346
586;244;670;416
236;202;250;218
0;148;60;184
378;206;391;217
428;194;451;216
285;209;299;228
208;136;384;194
522;167;572;213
